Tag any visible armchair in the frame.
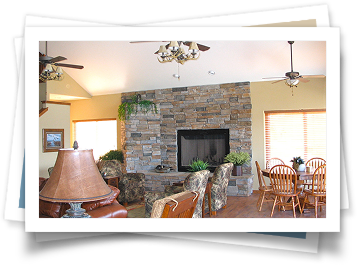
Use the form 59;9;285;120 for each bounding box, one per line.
97;160;145;206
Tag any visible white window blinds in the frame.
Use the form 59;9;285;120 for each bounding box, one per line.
265;110;326;164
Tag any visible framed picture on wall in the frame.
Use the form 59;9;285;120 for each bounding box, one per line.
43;129;64;152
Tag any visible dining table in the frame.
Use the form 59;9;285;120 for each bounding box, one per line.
261;168;314;181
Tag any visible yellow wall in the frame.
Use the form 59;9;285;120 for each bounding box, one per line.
67;94;122;150
250;78;326;189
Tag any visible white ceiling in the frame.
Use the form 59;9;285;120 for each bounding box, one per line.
40;40;326;96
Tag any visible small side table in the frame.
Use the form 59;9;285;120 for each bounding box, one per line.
202;181;213;218
103;175;120;190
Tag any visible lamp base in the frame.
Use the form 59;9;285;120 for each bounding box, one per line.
61;202;91;218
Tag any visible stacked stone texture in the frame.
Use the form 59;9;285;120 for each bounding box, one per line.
121;82;252;174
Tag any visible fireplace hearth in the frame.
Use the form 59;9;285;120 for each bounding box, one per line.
177;129;230;172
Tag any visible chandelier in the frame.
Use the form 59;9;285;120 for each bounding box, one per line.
39;64;64;82
157;41;200;65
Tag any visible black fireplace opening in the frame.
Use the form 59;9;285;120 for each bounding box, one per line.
177;129;230;172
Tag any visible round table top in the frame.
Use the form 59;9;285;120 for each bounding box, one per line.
262;168;314;180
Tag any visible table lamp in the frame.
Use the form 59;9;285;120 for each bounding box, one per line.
39;144;113;218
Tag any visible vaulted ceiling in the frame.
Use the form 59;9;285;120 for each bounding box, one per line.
39;40;326;97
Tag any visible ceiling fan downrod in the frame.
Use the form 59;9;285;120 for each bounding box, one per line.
288;41;294;73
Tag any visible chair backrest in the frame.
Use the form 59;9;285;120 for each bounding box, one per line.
183;170;210;218
210;163;233;186
266;158;285;169
161;191;199;218
151;191;199;218
311;164;326;195
255;161;268;189
269;165;297;195
306;158;326;171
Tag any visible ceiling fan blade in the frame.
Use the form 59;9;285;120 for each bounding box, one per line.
263;77;286;80
182;41;211;51
130;41;169;43
271;79;287;84
300;75;326;79
297;78;310;83
50;56;67;63
196;43;210;51
54;63;84;69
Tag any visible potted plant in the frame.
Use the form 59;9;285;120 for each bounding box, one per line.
118;94;158;121
99;149;124;162
97;150;124;178
290;156;305;171
188;159;210;172
224;151;251;176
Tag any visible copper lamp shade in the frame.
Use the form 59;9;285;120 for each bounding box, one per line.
40;149;113;203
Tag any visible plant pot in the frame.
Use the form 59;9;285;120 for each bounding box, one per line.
232;165;243;176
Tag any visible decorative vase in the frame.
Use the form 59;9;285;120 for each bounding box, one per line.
232;165;243;176
298;164;306;171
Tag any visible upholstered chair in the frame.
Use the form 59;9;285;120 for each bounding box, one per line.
145;170;210;218
97;160;145;207
205;163;233;215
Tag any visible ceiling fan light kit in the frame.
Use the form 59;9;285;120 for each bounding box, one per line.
157;41;208;65
39;65;64;82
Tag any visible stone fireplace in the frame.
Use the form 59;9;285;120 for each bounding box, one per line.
121;81;252;176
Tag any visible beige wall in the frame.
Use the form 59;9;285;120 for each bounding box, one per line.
250;78;326;189
68;94;122;150
39;103;71;178
46;69;91;100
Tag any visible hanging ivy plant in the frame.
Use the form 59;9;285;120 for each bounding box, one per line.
118;94;158;121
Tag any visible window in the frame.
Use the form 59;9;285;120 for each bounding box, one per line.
73;119;117;161
265;110;326;164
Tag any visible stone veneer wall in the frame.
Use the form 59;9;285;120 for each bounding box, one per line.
121;82;252;174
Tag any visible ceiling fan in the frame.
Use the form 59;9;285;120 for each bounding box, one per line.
39;41;84;82
263;41;325;87
130;41;210;66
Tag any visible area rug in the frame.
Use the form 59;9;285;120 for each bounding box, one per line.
126;201;145;211
126;201;145;218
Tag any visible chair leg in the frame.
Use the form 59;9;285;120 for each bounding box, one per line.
314;197;318;218
223;205;227;209
270;196;278;217
297;196;302;214
291;197;296;218
258;191;265;211
212;211;217;216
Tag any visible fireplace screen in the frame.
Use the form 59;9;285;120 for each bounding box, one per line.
177;129;230;171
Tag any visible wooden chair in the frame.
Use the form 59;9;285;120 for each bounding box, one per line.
150;191;199;218
304;158;326;190
266;158;285;170
302;164;326;218
255;161;274;211
269;165;302;218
